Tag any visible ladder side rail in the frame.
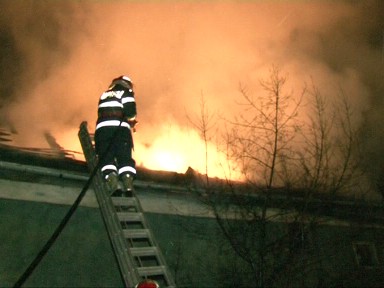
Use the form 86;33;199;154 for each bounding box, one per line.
93;171;140;287
78;122;141;287
117;193;176;287
132;191;176;287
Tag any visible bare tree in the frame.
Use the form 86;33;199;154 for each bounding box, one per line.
187;92;217;186
188;66;309;287
189;66;367;287
298;82;367;199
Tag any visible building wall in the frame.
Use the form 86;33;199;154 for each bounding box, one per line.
0;197;228;288
0;198;122;287
1;170;384;287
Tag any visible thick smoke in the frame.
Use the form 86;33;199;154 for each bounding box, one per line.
0;1;88;145
0;1;383;188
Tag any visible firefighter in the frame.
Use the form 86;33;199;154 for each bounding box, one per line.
94;75;137;196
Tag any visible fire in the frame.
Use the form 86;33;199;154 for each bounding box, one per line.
134;124;243;180
135;125;199;174
54;123;243;180
148;150;186;173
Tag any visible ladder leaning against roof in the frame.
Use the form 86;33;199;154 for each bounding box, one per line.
78;121;176;288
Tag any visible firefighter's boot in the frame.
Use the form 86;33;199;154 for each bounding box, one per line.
105;172;119;194
121;174;134;197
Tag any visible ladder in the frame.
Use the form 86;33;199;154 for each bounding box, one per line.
78;121;176;288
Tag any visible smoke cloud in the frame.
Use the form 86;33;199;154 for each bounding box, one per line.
0;1;383;185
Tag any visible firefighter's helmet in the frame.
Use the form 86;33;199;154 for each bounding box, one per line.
110;75;133;89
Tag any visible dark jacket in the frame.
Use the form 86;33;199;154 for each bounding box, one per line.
96;83;136;131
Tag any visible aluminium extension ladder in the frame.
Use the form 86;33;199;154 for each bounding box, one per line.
78;121;176;288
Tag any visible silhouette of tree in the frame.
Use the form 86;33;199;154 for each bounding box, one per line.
190;65;369;287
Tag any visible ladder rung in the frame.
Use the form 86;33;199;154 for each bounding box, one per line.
137;266;166;276
111;196;137;206
130;247;158;257
117;212;143;222
123;229;150;239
